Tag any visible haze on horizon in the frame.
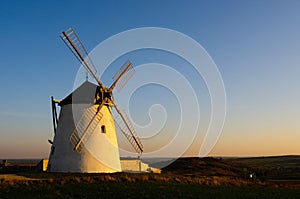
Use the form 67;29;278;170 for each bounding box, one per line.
0;1;299;158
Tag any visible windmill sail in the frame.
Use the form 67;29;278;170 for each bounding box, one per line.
113;102;143;154
70;106;103;152
60;28;104;88
110;60;136;92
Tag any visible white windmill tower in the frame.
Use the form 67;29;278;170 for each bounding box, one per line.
48;28;143;173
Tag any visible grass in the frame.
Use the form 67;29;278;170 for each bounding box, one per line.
0;180;299;199
0;173;299;199
1;156;299;198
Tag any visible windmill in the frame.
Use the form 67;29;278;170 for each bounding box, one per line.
47;28;143;173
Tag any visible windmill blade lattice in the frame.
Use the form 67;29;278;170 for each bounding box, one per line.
60;28;97;75
70;106;103;152
60;28;104;88
110;60;136;92
113;104;143;154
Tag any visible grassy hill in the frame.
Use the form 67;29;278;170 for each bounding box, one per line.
162;157;248;177
230;155;300;180
230;155;300;169
161;156;300;182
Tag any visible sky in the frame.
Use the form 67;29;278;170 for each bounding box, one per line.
0;0;299;158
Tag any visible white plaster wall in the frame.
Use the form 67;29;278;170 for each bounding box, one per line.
48;104;121;173
120;160;149;172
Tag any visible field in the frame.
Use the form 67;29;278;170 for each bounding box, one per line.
0;173;299;199
0;156;299;198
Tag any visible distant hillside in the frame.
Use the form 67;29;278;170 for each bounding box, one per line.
161;156;300;181
162;157;250;177
230;155;300;169
230;155;300;180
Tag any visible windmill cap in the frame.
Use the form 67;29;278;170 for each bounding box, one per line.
59;81;100;106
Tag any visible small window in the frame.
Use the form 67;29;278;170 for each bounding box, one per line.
101;125;106;134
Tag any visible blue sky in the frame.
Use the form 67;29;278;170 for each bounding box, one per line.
0;0;299;158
